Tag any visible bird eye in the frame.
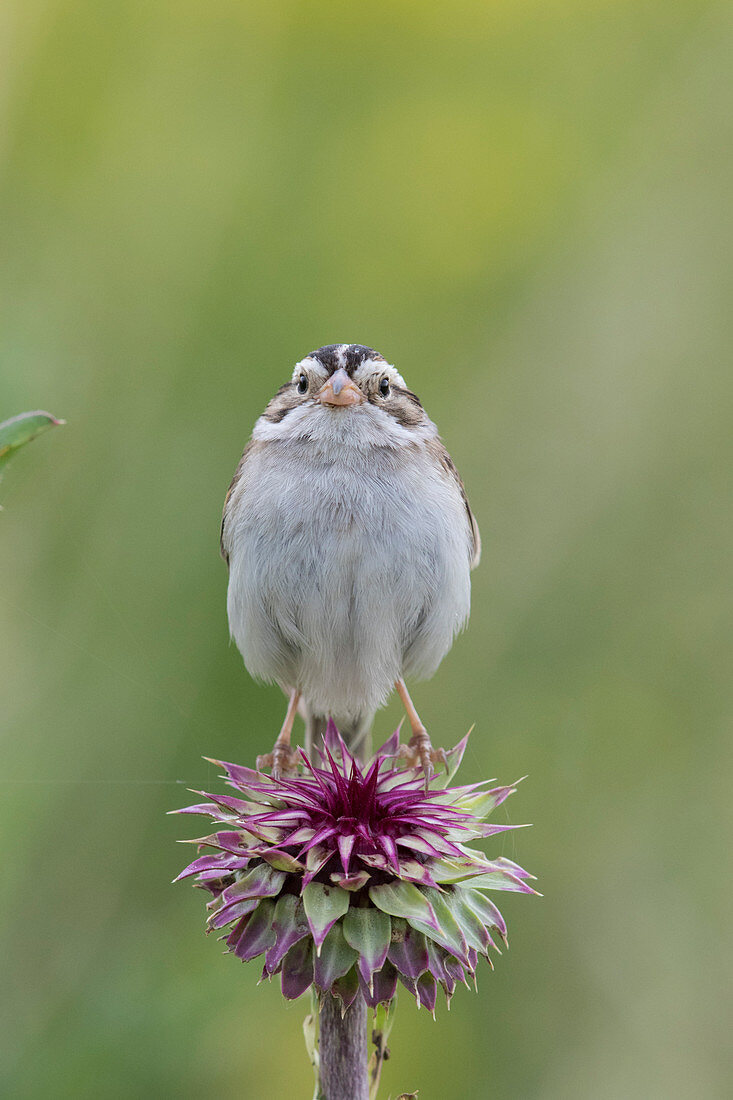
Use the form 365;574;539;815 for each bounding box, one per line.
297;373;308;394
379;377;390;397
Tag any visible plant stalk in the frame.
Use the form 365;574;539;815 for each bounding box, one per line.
318;992;369;1100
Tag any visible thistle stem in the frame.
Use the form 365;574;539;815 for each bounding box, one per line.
313;723;372;1100
318;992;369;1100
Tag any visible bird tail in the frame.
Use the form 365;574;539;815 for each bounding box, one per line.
303;706;373;762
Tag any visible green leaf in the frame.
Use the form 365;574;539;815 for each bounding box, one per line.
330;868;371;891
343;906;391;991
302;882;350;954
370;998;398;1100
430;856;492;884
454;779;524;820
314;921;358;990
369;881;440;934
465;869;539;894
410;887;469;965
0;411;64;470
374;997;397;1045
440;889;492;955
430;729;472;789
223;863;286;902
260;847;305;872
302;1007;318;1071
460;887;507;938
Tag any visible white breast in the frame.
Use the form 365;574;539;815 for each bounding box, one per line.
224;403;472;725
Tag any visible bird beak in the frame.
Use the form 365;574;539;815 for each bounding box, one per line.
316;368;365;407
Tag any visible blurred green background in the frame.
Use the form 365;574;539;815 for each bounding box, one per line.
1;1;731;1097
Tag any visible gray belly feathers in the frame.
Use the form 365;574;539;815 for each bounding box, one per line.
226;437;471;727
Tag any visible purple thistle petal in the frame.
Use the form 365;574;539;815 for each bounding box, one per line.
200;830;252;854
391;812;472;830
280;937;314;1000
378;834;400;873
358;961;398;1008
208;895;260;930
396;836;460;862
195;873;232;896
372;960;399;1006
356;756;382;815
257;848;304;873
220;864;286;905
280;825;316;846
302;824;339;851
204;792;254;815
330;869;371;891
337;833;356;875
395;834;448;859
170;802;222;817
231;898;276;961
302;845;333;887
443;731;470;780
397;970;418;999
374;726;402;757
225;914;248;948
358;852;390;873
322;745;351;802
173;853;247;883
378;771;427;794
416;972;438;1014
396;829;466;858
266;895;311;974
396;857;440;889
425;939;453;993
444;952;469;988
251;810;310;828
331;967;360;1013
207;759;273;789
323;718;341;754
387;919;429;980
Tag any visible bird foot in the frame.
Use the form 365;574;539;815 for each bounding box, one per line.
397;729;448;783
256;741;301;778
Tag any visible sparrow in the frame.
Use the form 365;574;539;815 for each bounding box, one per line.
221;344;480;776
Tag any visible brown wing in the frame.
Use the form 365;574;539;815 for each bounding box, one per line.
428;438;481;569
220;439;257;565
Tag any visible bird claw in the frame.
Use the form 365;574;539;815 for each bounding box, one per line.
256;742;300;778
397;729;448;786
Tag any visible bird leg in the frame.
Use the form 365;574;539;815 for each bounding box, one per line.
256;688;302;777
394;678;448;780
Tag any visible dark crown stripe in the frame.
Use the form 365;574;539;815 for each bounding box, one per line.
309;344;386;377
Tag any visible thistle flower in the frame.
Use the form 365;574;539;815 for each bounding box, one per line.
173;723;536;1014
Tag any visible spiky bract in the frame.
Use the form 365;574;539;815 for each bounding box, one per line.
174;723;536;1013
